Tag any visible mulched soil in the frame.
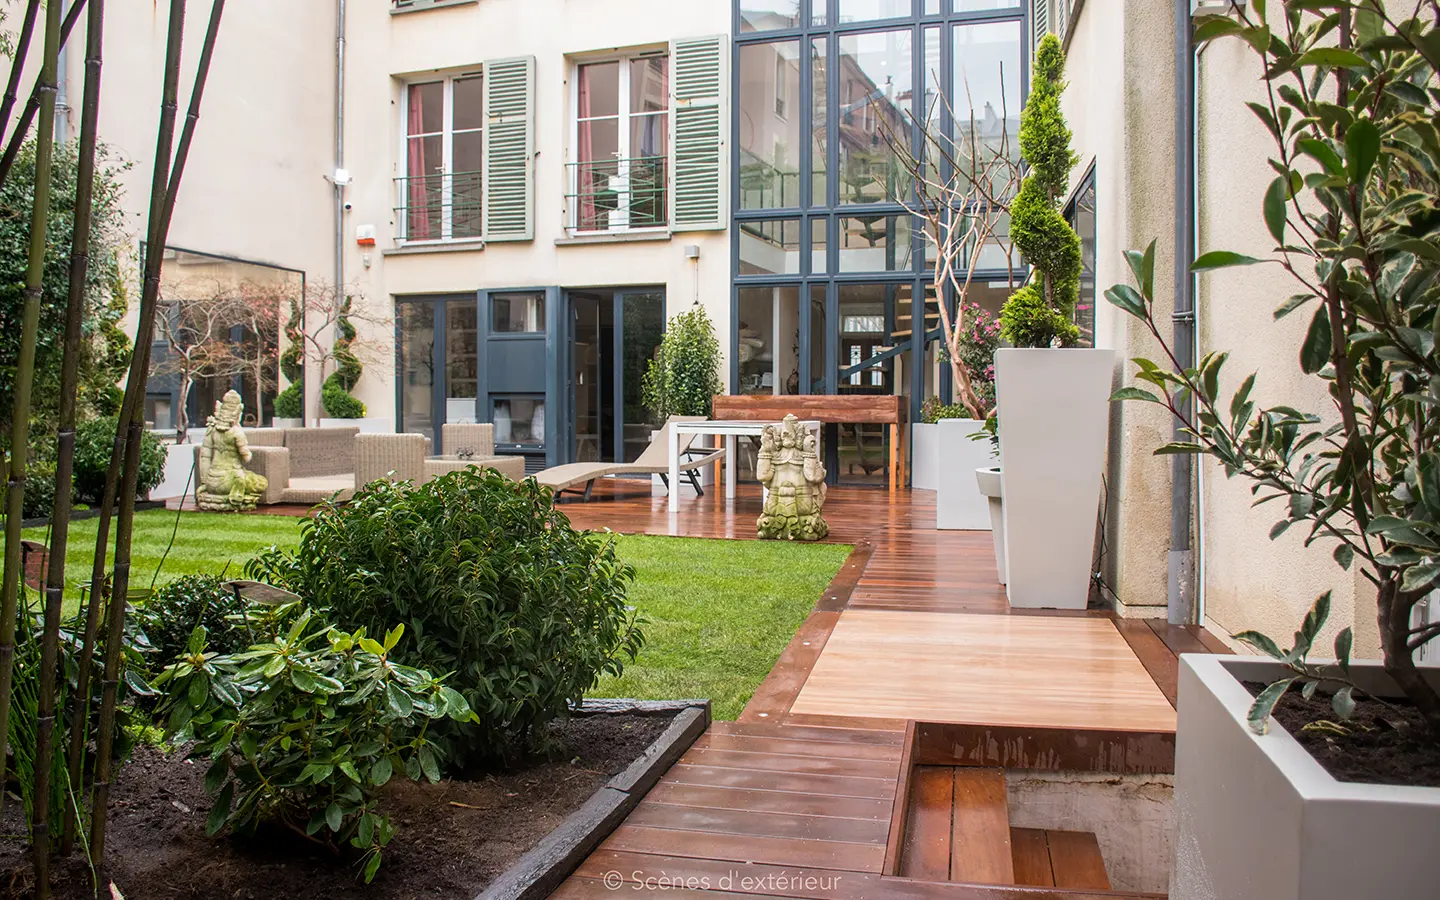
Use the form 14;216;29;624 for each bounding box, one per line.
0;712;675;900
1248;681;1440;788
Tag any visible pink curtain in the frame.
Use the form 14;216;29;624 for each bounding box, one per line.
577;67;598;229
407;86;432;240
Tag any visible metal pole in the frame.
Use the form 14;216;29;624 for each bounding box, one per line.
1169;0;1197;625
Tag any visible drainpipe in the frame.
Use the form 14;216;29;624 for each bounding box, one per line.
1169;0;1198;625
331;0;347;424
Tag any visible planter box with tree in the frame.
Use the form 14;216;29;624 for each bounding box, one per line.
993;34;1113;609
641;306;721;492
1105;4;1440;896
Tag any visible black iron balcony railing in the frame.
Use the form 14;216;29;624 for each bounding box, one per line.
565;156;667;231
393;170;482;242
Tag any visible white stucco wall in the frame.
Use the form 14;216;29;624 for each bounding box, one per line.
339;0;734;420
1062;0;1178;613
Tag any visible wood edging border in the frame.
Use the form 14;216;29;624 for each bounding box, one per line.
474;700;712;900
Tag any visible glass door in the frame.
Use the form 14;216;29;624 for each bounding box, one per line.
396;296;478;452
617;290;664;462
397;300;438;445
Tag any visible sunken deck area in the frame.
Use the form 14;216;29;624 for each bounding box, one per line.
548;480;1211;898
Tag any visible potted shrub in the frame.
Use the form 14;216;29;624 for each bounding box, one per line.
1107;4;1440;896
914;303;1002;516
992;34;1114;609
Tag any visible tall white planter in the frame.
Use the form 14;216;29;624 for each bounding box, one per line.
912;423;939;491
935;418;996;530
1173;655;1440;900
994;348;1114;609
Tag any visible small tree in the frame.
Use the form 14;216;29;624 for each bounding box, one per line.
1106;1;1440;732
152;286;248;441
642;307;722;420
875;69;1023;420
999;34;1082;349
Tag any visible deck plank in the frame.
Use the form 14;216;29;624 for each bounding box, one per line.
1009;827;1055;887
898;766;954;882
1045;830;1111;890
950;769;1015;885
601;824;886;872
625;801;889;844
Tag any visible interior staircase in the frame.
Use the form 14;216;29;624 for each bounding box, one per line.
895;766;1112;890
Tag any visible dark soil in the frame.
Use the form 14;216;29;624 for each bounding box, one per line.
0;712;675;900
1246;681;1440;788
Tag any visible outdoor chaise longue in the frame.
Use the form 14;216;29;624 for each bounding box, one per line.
534;415;725;500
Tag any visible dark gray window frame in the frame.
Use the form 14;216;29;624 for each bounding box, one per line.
732;0;1030;431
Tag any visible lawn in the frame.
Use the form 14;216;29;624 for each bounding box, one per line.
13;511;849;720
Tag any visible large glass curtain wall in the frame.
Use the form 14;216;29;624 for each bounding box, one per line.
735;0;1025;483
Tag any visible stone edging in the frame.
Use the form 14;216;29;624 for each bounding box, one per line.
474;699;712;900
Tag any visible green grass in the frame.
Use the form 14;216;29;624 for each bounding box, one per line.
593;534;851;720
19;509;305;615
11;513;850;720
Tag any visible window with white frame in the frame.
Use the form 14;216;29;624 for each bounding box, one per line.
400;74;483;241
570;52;670;231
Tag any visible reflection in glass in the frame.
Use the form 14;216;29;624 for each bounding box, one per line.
739;218;803;275
836;29;912;204
1067;174;1097;347
839;214;914;271
811;38;827;206
839;0;912;24
493;397;544;445
445;302;478;424
835;283;910;485
398;302;436;445
737;286;802;396
492;292;545;333
621;293;665;461
740;1;801;32
740;41;802;209
953;21;1023;190
810;218;827;275
810;284;827;393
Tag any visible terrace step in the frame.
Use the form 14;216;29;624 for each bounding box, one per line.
1011;826;1112;890
897;766;1014;884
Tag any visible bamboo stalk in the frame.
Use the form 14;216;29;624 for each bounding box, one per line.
44;0;106;864
0;0;66;818
0;0;90;193
90;0;227;861
0;1;43;141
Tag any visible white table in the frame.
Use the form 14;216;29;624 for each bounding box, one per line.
667;419;822;512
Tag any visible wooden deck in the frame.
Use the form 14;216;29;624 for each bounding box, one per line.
549;482;1203;898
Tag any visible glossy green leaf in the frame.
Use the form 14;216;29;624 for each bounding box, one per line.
1234;630;1285;660
206;781;234;837
1192;251;1265;271
1264;176;1289;244
1300;305;1332;374
1345;119;1381;185
325;802;343;833
1334;627;1353;673
1332;685;1356;720
1296;47;1369;69
1112;386;1162;403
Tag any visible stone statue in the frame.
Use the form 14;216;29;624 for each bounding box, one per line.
196;390;268;511
757;414;828;541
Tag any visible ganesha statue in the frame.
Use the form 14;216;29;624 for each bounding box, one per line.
196;390;268;511
756;414;828;541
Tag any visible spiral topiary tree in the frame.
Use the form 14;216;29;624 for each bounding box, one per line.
272;296;304;419
999;33;1082;349
321;294;365;419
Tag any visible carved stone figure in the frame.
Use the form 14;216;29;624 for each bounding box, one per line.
196;390;268;511
757;414;828;541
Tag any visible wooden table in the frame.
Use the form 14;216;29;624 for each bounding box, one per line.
711;395;909;490
667;419;821;513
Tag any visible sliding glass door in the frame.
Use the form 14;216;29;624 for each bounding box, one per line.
563;288;664;465
395;294;479;451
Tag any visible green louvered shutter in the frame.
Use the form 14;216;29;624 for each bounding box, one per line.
670;36;726;231
483;55;535;242
1033;0;1050;51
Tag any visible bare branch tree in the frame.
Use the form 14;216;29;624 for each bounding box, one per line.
871;65;1022;420
152;281;249;441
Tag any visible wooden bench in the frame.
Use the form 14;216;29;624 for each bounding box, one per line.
711;395;908;490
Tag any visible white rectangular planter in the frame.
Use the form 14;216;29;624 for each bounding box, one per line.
149;442;196;500
1173;655;1440;900
994;347;1115;609
319;417;393;434
935;418;996;531
913;423;939;491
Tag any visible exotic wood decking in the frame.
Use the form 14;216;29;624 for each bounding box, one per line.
549;483;1211;898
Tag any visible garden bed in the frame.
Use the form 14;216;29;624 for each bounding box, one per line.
0;703;706;899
